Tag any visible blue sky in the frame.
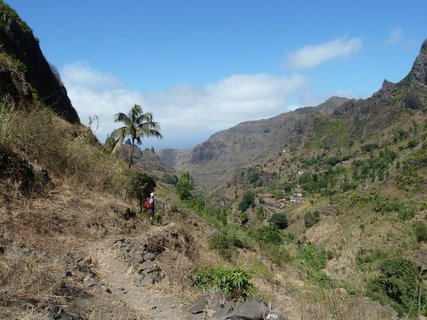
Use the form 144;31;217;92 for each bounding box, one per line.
6;0;427;149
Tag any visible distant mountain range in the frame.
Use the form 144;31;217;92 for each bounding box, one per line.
159;40;427;191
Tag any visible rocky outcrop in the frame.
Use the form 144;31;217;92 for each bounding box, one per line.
189;292;288;320
0;148;53;198
112;238;163;286
407;39;427;87
0;3;80;123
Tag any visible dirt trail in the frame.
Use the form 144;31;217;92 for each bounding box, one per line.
90;239;194;320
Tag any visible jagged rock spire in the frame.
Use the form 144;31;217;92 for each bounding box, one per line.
407;39;427;86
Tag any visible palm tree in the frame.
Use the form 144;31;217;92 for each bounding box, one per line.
108;104;162;168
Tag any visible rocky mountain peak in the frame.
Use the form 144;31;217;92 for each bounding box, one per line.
407;38;427;86
0;3;80;123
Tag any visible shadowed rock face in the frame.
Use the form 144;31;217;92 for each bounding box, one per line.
407;39;427;86
0;10;80;123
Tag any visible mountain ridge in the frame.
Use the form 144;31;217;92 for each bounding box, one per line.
0;1;80;123
159;41;427;191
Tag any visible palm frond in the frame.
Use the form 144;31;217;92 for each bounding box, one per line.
114;112;132;127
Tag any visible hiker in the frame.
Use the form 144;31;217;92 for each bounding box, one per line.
148;192;155;225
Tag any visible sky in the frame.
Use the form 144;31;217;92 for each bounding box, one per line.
6;0;427;150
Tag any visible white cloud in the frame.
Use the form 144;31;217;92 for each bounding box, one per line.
63;62;122;91
285;37;363;69
62;63;315;149
385;27;403;46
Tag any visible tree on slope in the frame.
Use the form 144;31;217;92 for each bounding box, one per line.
107;104;162;168
176;171;194;200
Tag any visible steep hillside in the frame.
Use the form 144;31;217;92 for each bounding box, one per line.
2;1;427;318
119;143;178;184
0;1;79;123
160;40;427;195
159;96;348;189
203;39;427;318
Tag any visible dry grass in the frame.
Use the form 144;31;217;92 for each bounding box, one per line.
6;106;127;195
0;178;145;318
254;273;398;320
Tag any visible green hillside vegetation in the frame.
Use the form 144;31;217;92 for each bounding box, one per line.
201;98;427;318
2;0;427;318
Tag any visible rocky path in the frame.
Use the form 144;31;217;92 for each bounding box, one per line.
90;239;194;320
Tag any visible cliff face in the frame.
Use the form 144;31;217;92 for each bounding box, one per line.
407;39;427;87
0;2;80;123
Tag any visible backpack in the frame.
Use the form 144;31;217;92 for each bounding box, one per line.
145;197;151;209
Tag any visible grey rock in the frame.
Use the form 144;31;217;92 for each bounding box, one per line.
144;252;156;261
207;291;233;320
136;274;154;286
266;311;288;320
130;252;145;266
138;260;157;274
100;284;111;293
225;300;268;320
211;300;233;320
408;39;427;86
189;294;209;314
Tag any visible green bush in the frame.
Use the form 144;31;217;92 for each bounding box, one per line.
407;139;418;149
298;244;328;271
361;143;379;153
269;213;288;229
193;266;256;300
249;226;283;245
238;190;255;212
127;172;156;212
176;171;194;200
356;249;389;271
398;202;416;220
208;233;237;261
263;244;289;266
304;211;320;229
380;258;420;311
413;221;427;242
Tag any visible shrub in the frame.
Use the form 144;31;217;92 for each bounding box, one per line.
361;143;379;153
0;95;15;149
398;202;416;220
326;156;341;166
238;190;255;212
208;233;237;261
263;244;289;266
356;249;388;267
298;244;328;271
413;221;427;242
402;92;422;110
304;211;320;229
176;171;194;200
380;258;419;311
249;226;283;245
269;213;288;229
407;139;418;149
126;172;156;212
193;266;255;300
